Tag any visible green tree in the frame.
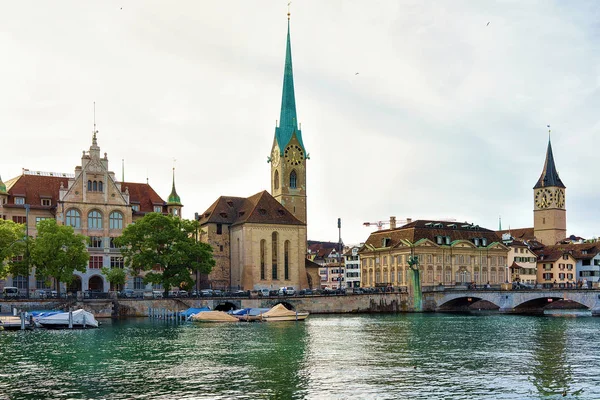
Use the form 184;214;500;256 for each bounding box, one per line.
29;219;89;296
101;266;127;291
0;220;26;279
115;213;215;294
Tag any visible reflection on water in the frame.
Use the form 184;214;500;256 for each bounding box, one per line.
2;314;600;399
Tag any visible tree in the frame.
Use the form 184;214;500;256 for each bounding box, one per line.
115;213;215;294
0;220;26;279
101;266;127;291
29;219;89;296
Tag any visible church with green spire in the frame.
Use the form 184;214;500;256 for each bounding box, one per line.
167;168;182;218
270;13;308;225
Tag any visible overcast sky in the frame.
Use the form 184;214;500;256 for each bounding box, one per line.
1;1;599;245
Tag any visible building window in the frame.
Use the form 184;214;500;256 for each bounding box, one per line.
89;256;103;269
65;209;81;228
272;232;278;280
88;181;92;191
134;277;144;290
284;240;290;280
153;206;162;213
260;239;266;280
98;181;103;192
110;257;124;268
290;170;297;189
109;211;123;230
132;204;140;212
13;275;27;290
274;170;280;190
36;277;51;290
41;198;51;206
89;236;103;248
12;216;27;224
216;224;222;235
88;210;103;229
15;197;25;205
35;217;49;224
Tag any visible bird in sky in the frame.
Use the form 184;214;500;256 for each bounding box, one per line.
486;22;490;26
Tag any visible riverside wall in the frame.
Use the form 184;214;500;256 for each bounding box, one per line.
0;293;410;318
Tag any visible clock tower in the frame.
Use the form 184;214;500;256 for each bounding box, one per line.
533;136;566;245
269;13;307;224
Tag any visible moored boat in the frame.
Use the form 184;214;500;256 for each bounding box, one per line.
191;311;239;323
37;309;99;329
231;308;270;322
261;304;309;322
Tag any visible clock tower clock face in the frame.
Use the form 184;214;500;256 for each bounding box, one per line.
284;144;304;166
556;189;565;208
535;188;554;209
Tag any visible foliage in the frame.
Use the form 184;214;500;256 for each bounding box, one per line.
29;219;89;294
0;220;26;279
115;213;215;292
101;266;127;290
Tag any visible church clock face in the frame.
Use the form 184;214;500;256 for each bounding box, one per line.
271;148;280;167
284;144;304;166
535;188;553;209
556;189;565;208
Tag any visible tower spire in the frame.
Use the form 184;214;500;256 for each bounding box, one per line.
533;125;565;189
167;165;181;206
274;11;306;154
92;101;98;146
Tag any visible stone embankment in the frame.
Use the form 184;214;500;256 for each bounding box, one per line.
1;293;409;318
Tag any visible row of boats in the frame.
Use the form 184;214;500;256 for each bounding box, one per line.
188;304;309;323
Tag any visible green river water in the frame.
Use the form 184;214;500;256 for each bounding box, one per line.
1;313;599;399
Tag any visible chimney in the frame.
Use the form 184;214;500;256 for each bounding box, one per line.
390;216;396;230
406;218;412;224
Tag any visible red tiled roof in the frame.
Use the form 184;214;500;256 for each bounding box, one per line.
534;243;600;261
121;182;166;213
496;227;536;241
4;175;68;210
509;261;524;269
199;190;304;227
363;220;502;249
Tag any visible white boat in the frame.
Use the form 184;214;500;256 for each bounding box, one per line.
261;304;309;322
37;309;99;329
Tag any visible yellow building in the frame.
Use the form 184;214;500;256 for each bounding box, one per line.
535;247;576;289
359;220;509;288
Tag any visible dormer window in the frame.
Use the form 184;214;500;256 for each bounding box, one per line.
226;201;234;207
15;197;25;205
382;237;391;247
238;211;245;217
473;238;480;246
436;236;443;245
259;208;267;216
277;209;285;216
153;206;162;213
445;236;451;245
219;212;228;218
481;238;488;246
132;205;140;212
41;199;51;207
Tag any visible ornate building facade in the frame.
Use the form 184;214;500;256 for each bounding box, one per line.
0;131;178;295
359;220;509;288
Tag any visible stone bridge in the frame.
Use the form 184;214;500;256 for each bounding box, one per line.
423;289;600;315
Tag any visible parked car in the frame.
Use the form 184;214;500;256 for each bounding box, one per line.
213;290;223;297
259;288;270;297
178;290;189;298
278;286;295;296
121;289;136;298
152;290;163;299
200;289;214;297
298;289;313;296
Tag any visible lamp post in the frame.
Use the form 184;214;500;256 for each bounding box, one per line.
24;204;30;298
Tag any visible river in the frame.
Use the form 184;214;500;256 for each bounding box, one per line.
0;313;598;399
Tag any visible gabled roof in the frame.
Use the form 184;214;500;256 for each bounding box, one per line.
362;219;502;250
534;139;565;189
535;243;600;262
3;174;68;209
199;190;304;226
117;182;166;213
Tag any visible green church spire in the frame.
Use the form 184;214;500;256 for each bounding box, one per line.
167;168;181;206
275;15;306;154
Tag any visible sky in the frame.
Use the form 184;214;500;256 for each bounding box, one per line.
1;1;599;245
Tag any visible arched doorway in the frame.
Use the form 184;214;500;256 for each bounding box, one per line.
89;275;104;292
67;276;82;293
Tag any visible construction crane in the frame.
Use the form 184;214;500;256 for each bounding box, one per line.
363;217;457;230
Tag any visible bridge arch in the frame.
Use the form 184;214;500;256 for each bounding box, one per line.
514;297;588;311
214;302;238;312
438;296;500;311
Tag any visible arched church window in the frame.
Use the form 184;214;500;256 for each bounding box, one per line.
290;170;297;189
284;240;290;280
98;181;103;192
93;181;97;191
260;239;266;280
274;170;279;190
87;181;92;191
272;232;278;280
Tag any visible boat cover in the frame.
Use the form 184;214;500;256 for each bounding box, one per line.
180;307;210;318
191;311;239;322
262;304;300;318
38;309;99;328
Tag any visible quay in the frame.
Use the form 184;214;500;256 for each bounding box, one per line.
3;288;600;319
